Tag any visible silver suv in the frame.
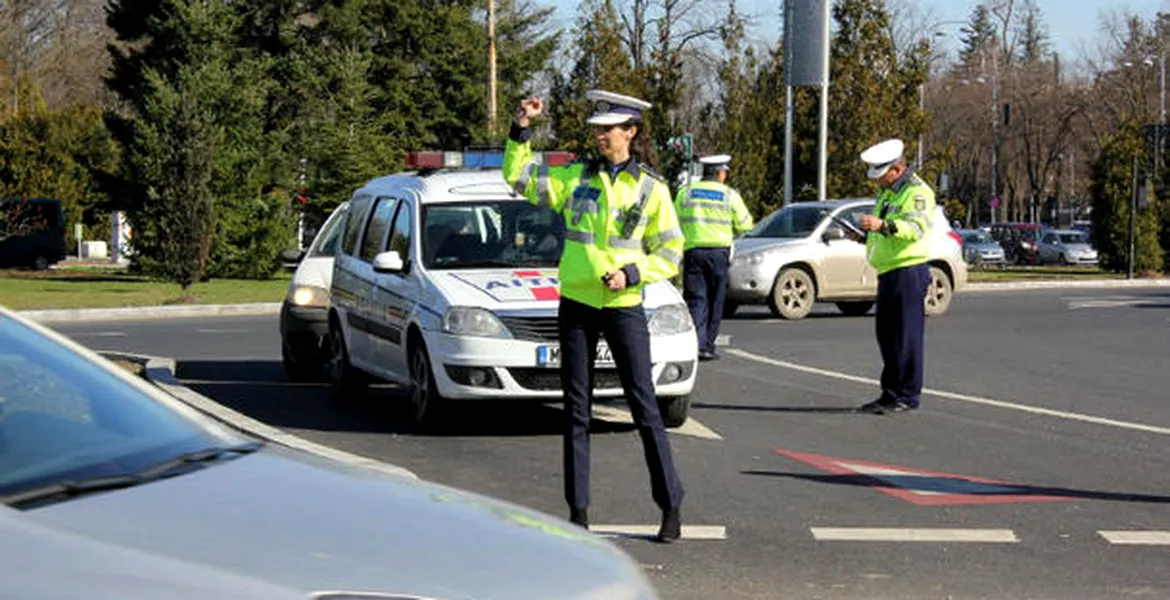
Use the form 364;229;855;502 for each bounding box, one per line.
726;199;967;319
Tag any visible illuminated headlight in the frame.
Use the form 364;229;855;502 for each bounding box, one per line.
288;284;328;307
443;307;511;338
647;303;694;335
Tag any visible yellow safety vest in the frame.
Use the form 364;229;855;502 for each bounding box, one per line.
673;180;754;250
866;171;935;274
503;138;684;309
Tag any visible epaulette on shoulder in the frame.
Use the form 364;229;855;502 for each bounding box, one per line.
638;163;665;182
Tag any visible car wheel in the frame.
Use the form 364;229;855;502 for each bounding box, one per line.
657;395;690;428
722;301;739;319
32;254;49;271
768;267;815;320
835;301;874;317
408;339;445;429
282;338;325;383
325;320;367;403
923;265;953;317
1059;253;1070;266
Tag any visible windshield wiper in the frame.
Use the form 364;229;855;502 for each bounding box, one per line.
0;442;264;509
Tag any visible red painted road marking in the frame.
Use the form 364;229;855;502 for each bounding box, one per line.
774;448;1071;506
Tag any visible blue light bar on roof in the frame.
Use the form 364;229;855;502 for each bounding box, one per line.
462;152;505;168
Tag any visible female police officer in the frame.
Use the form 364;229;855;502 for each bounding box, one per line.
503;90;685;543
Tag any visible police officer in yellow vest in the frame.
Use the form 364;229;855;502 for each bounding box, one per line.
503;90;685;542
853;139;934;414
674;154;754;361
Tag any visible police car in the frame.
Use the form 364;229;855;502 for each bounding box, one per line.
327;150;698;429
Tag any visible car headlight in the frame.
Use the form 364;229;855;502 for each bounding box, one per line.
735;250;769;266
647;303;694;335
443;307;511;338
287;284;329;308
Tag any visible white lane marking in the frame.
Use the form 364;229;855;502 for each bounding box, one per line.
592;404;723;441
725;348;1170;437
196;328;255;334
591;525;726;541
1099;531;1170;545
76;331;126;338
811;528;1019;543
1066;296;1159;310
715;334;732;347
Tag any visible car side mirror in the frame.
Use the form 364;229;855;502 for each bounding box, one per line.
280;248;305;263
373;250;404;273
822;226;847;242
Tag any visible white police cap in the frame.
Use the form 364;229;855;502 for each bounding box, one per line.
585;89;652;126
699;154;732;170
860;138;905;179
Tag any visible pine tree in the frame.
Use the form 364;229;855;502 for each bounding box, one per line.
1089;121;1163;273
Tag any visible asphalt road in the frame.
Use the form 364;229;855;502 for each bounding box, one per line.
51;287;1170;600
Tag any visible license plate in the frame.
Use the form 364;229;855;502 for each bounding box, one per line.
537;344;615;367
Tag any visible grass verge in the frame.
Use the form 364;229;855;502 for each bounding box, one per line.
0;268;290;310
966;265;1132;283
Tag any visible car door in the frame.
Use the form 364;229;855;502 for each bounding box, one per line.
332;193;374;360
818;203;874;297
1037;231;1058;263
344;195;399;377
370;195;419;383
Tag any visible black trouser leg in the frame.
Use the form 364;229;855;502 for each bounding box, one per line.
875;264;928;406
602;304;685;510
682;250;710;353
559;299;600;511
705;248;730;354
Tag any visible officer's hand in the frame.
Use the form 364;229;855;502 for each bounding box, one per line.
604;269;627;291
517;97;543;126
859;215;884;233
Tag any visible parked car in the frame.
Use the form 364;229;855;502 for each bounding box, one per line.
280;201;350;381
989;222;1043;265
726;199;967;319
1036;228;1099;266
958;228;1006;267
0;305;660;599
0;197;67;270
327;150;698;429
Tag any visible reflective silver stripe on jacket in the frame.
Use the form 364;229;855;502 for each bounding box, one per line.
535;163;551;207
654;246;682;267
608;237;642;250
680;216;733;226
512;161;535;197
644;227;684;250
565;229;595;244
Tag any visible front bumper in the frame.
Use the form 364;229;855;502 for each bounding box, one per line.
727;260;776;303
425;330;698;401
280;301;329;357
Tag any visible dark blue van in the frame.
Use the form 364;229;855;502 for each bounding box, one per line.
0;198;67;270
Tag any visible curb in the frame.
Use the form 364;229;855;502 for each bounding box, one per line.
18;302;282;323
101;351;419;481
963;278;1170;292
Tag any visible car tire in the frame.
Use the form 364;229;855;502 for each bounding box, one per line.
282;339;325;383
658;395;690;428
1059;253;1070;266
835;301;874;317
923;265;953;317
32;254;49;271
768;267;815;320
325;319;367;403
407;339;446;430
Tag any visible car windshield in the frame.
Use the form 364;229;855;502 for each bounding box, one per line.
0;315;240;504
1058;232;1088;244
307;203;349;258
422;200;564;269
746;204;828;239
964;231;993;244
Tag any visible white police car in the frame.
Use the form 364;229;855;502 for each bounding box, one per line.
327;151;698;429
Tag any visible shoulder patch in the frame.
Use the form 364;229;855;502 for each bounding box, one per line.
638;163;665;182
914;194;926;212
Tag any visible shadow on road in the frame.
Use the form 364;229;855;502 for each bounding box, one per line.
176;359;635;438
743;470;1170;504
693;401;860;414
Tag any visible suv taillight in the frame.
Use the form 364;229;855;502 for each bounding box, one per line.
946;231;962;246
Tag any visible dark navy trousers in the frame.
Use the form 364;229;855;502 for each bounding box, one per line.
875;263;930;407
558;298;684;512
682;247;731;355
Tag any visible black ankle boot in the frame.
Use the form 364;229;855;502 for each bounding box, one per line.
656;508;681;543
569;508;588;529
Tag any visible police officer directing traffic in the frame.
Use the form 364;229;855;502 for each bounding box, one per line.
853;139;935;414
674;154;753;361
503;90;686;542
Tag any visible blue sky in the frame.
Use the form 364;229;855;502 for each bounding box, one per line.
550;0;1170;65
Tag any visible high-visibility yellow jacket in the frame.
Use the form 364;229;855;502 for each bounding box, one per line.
673;180;754;250
866;169;935;275
503;136;684;309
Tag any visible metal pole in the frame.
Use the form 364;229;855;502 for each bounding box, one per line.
990;61;999;223
487;0;498;137
784;84;794;206
816;0;830;201
917;83;925;167
1128;156;1137;280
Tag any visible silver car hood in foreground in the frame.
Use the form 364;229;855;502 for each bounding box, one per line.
25;445;654;600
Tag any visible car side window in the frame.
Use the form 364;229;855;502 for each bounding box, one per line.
308;207;349;258
342;195;371;256
841;205;873;229
360;197;398;263
386;201;413;267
